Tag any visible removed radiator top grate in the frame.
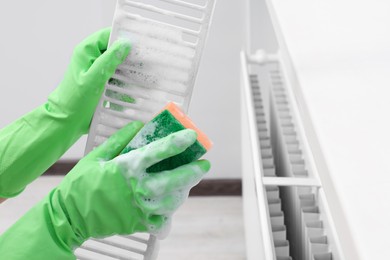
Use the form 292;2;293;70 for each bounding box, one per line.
78;0;216;259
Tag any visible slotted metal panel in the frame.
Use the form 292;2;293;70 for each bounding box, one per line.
241;51;343;260
80;0;216;259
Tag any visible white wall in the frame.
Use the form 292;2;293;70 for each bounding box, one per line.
247;0;278;53
0;1;244;179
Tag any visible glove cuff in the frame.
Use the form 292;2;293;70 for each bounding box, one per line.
0;104;84;197
0;189;83;259
47;90;91;135
0;187;24;198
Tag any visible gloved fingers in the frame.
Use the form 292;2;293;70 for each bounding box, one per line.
140;160;210;198
86;38;131;83
146;214;167;234
138;189;190;215
88;121;144;160
134;129;198;170
72;28;111;68
83;27;111;54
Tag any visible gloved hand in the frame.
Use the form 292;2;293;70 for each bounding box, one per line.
0;28;130;198
49;28;131;134
0;122;210;260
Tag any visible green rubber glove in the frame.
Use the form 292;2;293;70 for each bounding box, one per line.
0;28;130;198
0;122;210;260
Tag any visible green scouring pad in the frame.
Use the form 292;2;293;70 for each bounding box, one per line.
121;102;212;173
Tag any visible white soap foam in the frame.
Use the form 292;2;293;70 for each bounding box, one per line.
106;13;197;120
119;15;195;48
114;130;203;239
139;189;190;239
128;121;158;148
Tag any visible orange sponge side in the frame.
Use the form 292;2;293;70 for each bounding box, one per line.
164;102;213;151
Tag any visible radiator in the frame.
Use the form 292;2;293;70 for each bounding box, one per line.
240;51;344;260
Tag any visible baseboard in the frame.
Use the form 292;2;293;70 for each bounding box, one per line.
44;160;78;175
44;161;242;196
189;179;242;196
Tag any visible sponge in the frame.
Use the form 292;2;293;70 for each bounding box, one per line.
121;102;212;173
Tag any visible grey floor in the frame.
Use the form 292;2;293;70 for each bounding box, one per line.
0;176;246;260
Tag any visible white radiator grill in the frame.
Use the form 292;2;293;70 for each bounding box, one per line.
250;75;292;260
268;63;334;260
80;0;216;259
